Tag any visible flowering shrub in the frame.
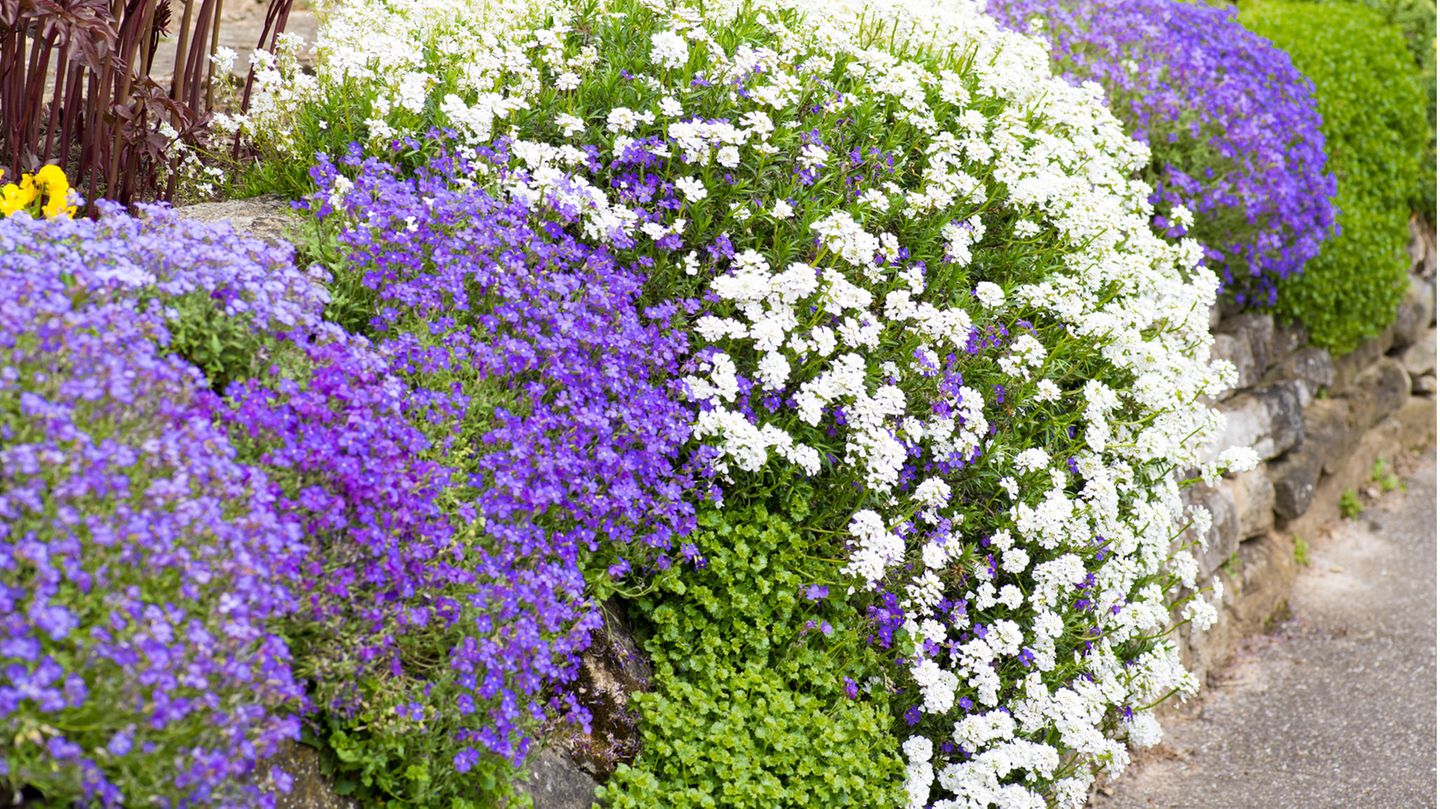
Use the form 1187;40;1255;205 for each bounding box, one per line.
237;0;1266;804
0;207;309;807
1241;1;1429;353
987;0;1336;309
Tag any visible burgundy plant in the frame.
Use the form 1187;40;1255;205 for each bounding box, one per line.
0;0;293;205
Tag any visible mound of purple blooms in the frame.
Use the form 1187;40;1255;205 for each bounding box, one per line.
0;206;311;807
989;0;1336;307
304;144;701;768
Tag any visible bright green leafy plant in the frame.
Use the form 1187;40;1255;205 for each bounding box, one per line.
599;505;905;808
1242;1;1428;353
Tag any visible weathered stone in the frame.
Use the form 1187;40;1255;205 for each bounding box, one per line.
1211;332;1257;394
1185;484;1239;579
518;748;601;809
1398;396;1438;446
1216;313;1276;377
1201;383;1304;465
258;742;356;809
1226;529;1299;639
1273;321;1309;360
1346;359;1411;433
1225;467;1276;540
1254;382;1304;457
1409;216;1436;279
1390;274;1436;350
1270;346;1334;407
1400;329;1436;379
1330;336;1387;396
177;196;296;247
1268;444;1323;522
549;600;650;778
1417;374;1438;396
1301;398;1359;476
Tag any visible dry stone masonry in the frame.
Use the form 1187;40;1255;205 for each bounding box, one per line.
1181;219;1437;685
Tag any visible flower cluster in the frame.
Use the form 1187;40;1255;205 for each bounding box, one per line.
301;145;701;785
0;206;307;807
987;0;1337;308
1;165;77;219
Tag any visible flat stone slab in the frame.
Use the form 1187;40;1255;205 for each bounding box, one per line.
1097;449;1436;808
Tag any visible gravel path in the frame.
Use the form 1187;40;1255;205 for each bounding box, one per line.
1098;448;1437;809
147;0;318;86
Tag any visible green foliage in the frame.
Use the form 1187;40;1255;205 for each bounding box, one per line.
162;292;269;391
1292;534;1310;566
599;506;905;808
1221;552;1243;578
1339;487;1364;518
306;705;513;809
1242;1;1429;352
1309;0;1436;221
1371;455;1404;492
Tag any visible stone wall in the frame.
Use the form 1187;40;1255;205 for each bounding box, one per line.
1178;220;1438;686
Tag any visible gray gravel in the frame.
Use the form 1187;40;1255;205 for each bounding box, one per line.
1098;450;1437;809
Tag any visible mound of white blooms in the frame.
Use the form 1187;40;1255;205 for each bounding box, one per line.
243;0;1261;806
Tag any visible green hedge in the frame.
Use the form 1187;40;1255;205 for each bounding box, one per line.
1242;0;1429;353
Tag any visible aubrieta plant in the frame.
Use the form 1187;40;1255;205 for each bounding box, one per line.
0;206;313;807
243;0;1261;805
987;0;1337;309
300;145;704;804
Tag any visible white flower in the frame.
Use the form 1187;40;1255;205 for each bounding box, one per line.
555;71;582;91
675;175;708;203
650;29;689;70
912;657;958;714
913;478;952;510
976;281;1005;309
842;510;903;585
658;96;684;118
556;113;585;137
606;107;640;134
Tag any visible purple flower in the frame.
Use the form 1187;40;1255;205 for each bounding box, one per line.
990;0;1337;306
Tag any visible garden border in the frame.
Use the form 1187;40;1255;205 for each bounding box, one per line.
173;200;1438;809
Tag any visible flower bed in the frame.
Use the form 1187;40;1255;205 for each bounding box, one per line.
239;0;1255;804
0;207;313;807
0;0;1315;805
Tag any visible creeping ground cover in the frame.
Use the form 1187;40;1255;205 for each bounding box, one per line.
1;0;1282;805
248;0;1256;804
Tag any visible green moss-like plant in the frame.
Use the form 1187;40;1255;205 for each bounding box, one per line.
1242;1;1428;353
1308;0;1436;223
598;505;905;808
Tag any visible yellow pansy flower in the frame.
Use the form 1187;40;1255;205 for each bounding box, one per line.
0;166;76;219
0;172;37;217
33;165;74;219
